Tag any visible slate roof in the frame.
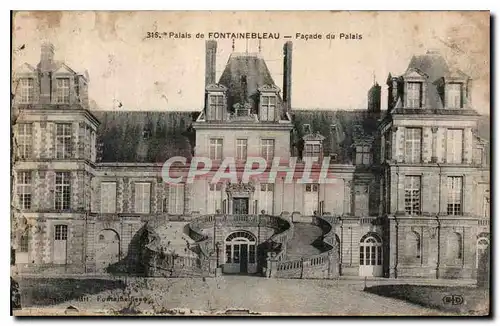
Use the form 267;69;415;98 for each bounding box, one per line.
407;52;450;109
217;53;286;118
93;109;489;165
93;111;197;163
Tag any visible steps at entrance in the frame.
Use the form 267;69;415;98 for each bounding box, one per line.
286;223;324;260
153;222;197;257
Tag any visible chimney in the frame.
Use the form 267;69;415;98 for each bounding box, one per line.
205;40;217;87
283;41;293;112
367;82;381;116
40;42;55;104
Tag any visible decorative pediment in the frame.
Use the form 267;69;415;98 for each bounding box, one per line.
53;63;76;75
233;102;252;111
402;67;428;80
258;84;281;93
226;180;255;195
16;63;36;74
302;132;325;142
443;69;470;81
205;83;227;92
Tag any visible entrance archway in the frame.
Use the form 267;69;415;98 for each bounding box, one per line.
359;233;383;277
95;229;120;272
224;231;257;274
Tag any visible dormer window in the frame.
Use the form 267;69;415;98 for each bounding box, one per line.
209;94;224;120
446;83;462;109
20;78;34;103
304;143;321;160
406;82;422;108
355;145;372;165
258;84;280;122
206;84;227;121
302;132;325;163
261;95;276;121
56;78;70;104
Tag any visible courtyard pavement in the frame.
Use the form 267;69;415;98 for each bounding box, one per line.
16;275;459;316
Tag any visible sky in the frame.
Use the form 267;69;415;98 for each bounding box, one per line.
11;11;490;114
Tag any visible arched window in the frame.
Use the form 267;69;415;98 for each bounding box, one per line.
359;233;382;266
98;234;105;242
477;237;489;268
225;231;257;265
446;232;463;262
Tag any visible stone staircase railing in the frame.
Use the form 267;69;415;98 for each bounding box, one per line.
144;213;294;277
269;215;339;279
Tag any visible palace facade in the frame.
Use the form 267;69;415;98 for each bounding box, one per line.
11;41;490;279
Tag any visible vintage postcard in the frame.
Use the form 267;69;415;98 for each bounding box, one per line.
10;11;490;316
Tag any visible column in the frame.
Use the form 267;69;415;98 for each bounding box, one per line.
396;172;405;215
388;218;398;278
431;127;438;163
343;179;352;215
463;127;473;164
183;183;192;216
422;127;432;163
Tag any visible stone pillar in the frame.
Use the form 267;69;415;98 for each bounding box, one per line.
463;175;473;216
431;127;438;163
389;217;398;278
183;183;192;216
422;127;432;163
343;179;352;215
396;172;405;215
396;127;405;163
463;127;473;164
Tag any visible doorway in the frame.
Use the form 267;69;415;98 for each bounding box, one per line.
224;231;257;274
233;197;249;214
359;233;383;277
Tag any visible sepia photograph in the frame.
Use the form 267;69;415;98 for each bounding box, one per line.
9;10;491;316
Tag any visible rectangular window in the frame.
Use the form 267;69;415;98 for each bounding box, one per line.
209;95;224;120
209;138;223;160
17;123;33;159
304;143;322;159
259;183;274;214
446;83;462;109
17;171;32;210
134;182;151;214
407;82;422;108
384;131;392;161
208;183;223;214
19;232;29;252
168;184;185;215
54;225;68;240
236;139;247;161
404;128;422;163
404;176;421;215
56;123;72;159
261;95;276;121
447;176;463;216
100;182;117;213
55;172;71;210
20;78;34;103
261;139;275;161
355;145;372;165
56;78;70;103
446;129;463;164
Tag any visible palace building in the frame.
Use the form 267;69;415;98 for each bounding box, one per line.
11;41;490;279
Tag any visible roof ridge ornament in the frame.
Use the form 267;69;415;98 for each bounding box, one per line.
206;83;228;92
258;84;280;93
